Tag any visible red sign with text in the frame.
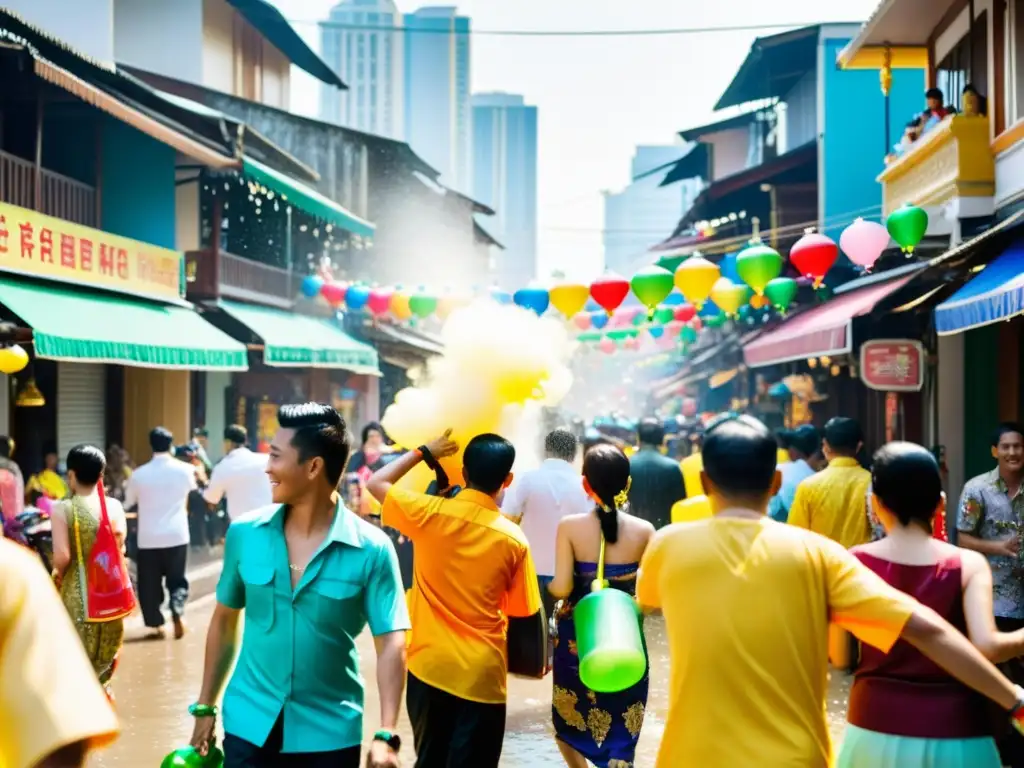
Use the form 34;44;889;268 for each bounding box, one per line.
860;339;925;392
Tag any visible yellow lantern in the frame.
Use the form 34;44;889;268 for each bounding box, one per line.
0;344;29;375
390;290;412;321
549;283;590;319
709;278;747;317
673;255;720;309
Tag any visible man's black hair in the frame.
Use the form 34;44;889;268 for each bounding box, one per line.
149;427;174;454
544;428;578;462
361;421;386;446
66;444;106;486
992;422;1024;447
463;433;515;495
637;417;665;448
926;87;944;101
224;424;248;446
0;436;12;459
872;442;942;529
790;425;821;458
776;429;794;451
278;403;351;488
703;415;777;497
823;417;862;456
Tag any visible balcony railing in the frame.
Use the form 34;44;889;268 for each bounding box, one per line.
878;115;995;218
185;248;295;308
0;149;97;227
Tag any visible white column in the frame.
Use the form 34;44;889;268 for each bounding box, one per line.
204;371;231;463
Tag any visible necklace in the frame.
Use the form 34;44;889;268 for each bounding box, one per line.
289;563;306;572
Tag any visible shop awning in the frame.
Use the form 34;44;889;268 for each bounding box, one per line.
241;157;375;238
218;300;380;374
935;240;1024;335
0;279;248;370
743;273;918;367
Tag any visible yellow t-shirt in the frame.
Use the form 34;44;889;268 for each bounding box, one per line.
0;539;119;768
636;516;915;767
671;495;712;523
778;447;790;466
788;457;872;549
680;452;704;498
382;487;542;704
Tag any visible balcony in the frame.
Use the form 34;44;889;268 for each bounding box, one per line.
878;115;995;220
185;249;296;309
0;149;97;228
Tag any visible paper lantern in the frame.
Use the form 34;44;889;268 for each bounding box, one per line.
689;316;703;331
408;291;437;319
790;231;838;288
630;266;675;318
886;203;928;253
345;284;370;311
840;218;891;270
0;345;28;375
577;331;602;343
648;325;664;339
366;287;394;316
624;337;640;351
490;287;513;305
652;306;675;325
736;241;783;295
680;325;698;344
300;274;324;298
606;329;631;342
573;312;592;330
599;338;616;354
709;278;748;317
750;293;771;310
764;277;798;313
320;281;347;307
590;273;631;315
550;283;590;318
674;303;696;323
661;291;684;306
673;256;720;309
390;291;413;321
590;311;609;330
513;286;550;316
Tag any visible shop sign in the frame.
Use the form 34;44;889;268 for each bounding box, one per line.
859;339;925;392
0;201;183;302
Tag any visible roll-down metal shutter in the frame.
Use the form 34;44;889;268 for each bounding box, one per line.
57;362;107;460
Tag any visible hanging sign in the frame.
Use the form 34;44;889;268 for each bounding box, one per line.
859;339;925;392
0;201;184;301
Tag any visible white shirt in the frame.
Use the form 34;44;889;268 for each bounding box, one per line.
124;453;197;549
501;458;592;577
204;447;272;520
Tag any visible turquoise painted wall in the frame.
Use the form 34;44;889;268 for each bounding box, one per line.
820;38;925;244
100;117;176;249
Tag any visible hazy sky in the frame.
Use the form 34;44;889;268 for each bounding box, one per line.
274;0;880;281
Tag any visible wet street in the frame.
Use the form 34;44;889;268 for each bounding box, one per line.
91;592;852;766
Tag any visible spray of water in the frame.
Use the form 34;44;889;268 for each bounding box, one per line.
382;300;574;489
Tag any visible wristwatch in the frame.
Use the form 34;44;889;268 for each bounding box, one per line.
373;729;401;753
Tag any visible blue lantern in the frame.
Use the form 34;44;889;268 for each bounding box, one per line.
301;275;323;298
513;286;550;316
345;284;370;311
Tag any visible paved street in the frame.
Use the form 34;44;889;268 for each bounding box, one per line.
90;592;852;766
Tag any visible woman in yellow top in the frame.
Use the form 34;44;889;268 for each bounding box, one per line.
26;449;69;501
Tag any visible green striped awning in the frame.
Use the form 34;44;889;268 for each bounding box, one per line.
218;300;380;374
241;157;375;238
0;279;248;370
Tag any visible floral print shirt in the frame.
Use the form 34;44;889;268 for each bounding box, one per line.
957;468;1024;619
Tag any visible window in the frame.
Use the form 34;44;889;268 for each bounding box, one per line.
1008;0;1024;123
935;11;988;114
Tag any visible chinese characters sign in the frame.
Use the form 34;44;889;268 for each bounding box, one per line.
0;202;183;301
860;339;925;392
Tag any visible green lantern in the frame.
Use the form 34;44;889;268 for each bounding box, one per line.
736;241;783;296
630;266;675;318
631;311;646;327
408;291;438;319
886;203;929;253
680;325;698;344
652;306;675;325
705;313;727;329
577;331;602;343
607;329;631;341
764;277;798;313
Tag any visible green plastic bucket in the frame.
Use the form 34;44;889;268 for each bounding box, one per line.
160;746;224;768
574;588;646;693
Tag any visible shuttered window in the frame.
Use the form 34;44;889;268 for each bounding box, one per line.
57;362;107;460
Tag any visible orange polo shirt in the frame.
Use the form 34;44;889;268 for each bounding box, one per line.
382;487;541;704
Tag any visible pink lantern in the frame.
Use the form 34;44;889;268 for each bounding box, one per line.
599;338;616;354
690;316;703;331
840;218;892;271
665;320;684;336
624;337;640;351
366;287;394;316
657;335;675;350
572;312;592;330
320;281;347;307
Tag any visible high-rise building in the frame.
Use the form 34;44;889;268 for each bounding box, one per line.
403;7;472;192
603;146;702;276
472;93;538;289
319;0;404;139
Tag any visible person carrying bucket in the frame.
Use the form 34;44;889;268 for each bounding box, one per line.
548;443;654;768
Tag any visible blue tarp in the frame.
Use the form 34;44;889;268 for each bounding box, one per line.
935;240;1024;335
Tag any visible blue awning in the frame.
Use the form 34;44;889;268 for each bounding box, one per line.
935;240;1024;335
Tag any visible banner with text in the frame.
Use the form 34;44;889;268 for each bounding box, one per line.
0;202;183;302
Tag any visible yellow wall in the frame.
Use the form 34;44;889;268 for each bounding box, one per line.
122;368;191;462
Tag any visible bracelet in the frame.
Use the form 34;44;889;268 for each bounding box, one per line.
188;703;218;718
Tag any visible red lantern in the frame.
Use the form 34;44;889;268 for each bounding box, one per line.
590;273;630;315
321;281;347;307
789;231;838;289
674;303;696;323
366;287;394;316
689;316;703;331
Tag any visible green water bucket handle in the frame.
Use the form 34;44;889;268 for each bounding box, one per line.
589;530;610;593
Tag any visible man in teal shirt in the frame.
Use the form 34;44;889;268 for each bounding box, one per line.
189;403;409;767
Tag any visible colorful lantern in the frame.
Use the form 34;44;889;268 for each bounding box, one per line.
648;325;664;339
674;303;696;323
573;312;592;330
840;218;891;270
790;230;838;288
689;316;703;332
749;294;771;310
652;306;675;325
408;291;438;320
624;337;640;351
490;287;513;305
704;313;727;329
661;291;684;306
366;287;394;316
736;240;783;296
390;290;413;321
300;274;323;298
673;255;720;309
630;265;675;318
577;331;602;343
680;325;698;344
549;283;590;318
599;338;616;354
590;273;631;315
320;281;347;307
764;277;798;313
0;345;28;375
606;329;631;342
345;284;370;311
709;278;748;317
590;311;609;330
513;286;550;316
886;203;929;253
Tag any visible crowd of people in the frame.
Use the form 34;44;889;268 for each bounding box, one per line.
7;402;1024;767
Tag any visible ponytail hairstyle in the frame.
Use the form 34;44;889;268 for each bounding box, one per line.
582;444;631;544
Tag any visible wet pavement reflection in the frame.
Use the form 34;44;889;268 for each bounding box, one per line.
91;597;852;766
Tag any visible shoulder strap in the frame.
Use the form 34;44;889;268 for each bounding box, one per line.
590;532;608;593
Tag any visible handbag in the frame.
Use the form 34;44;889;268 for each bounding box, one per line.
73;479;136;622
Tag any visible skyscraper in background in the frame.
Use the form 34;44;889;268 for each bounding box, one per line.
603;146;702;275
403;7;472;192
319;0;404;139
472;93;538;289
